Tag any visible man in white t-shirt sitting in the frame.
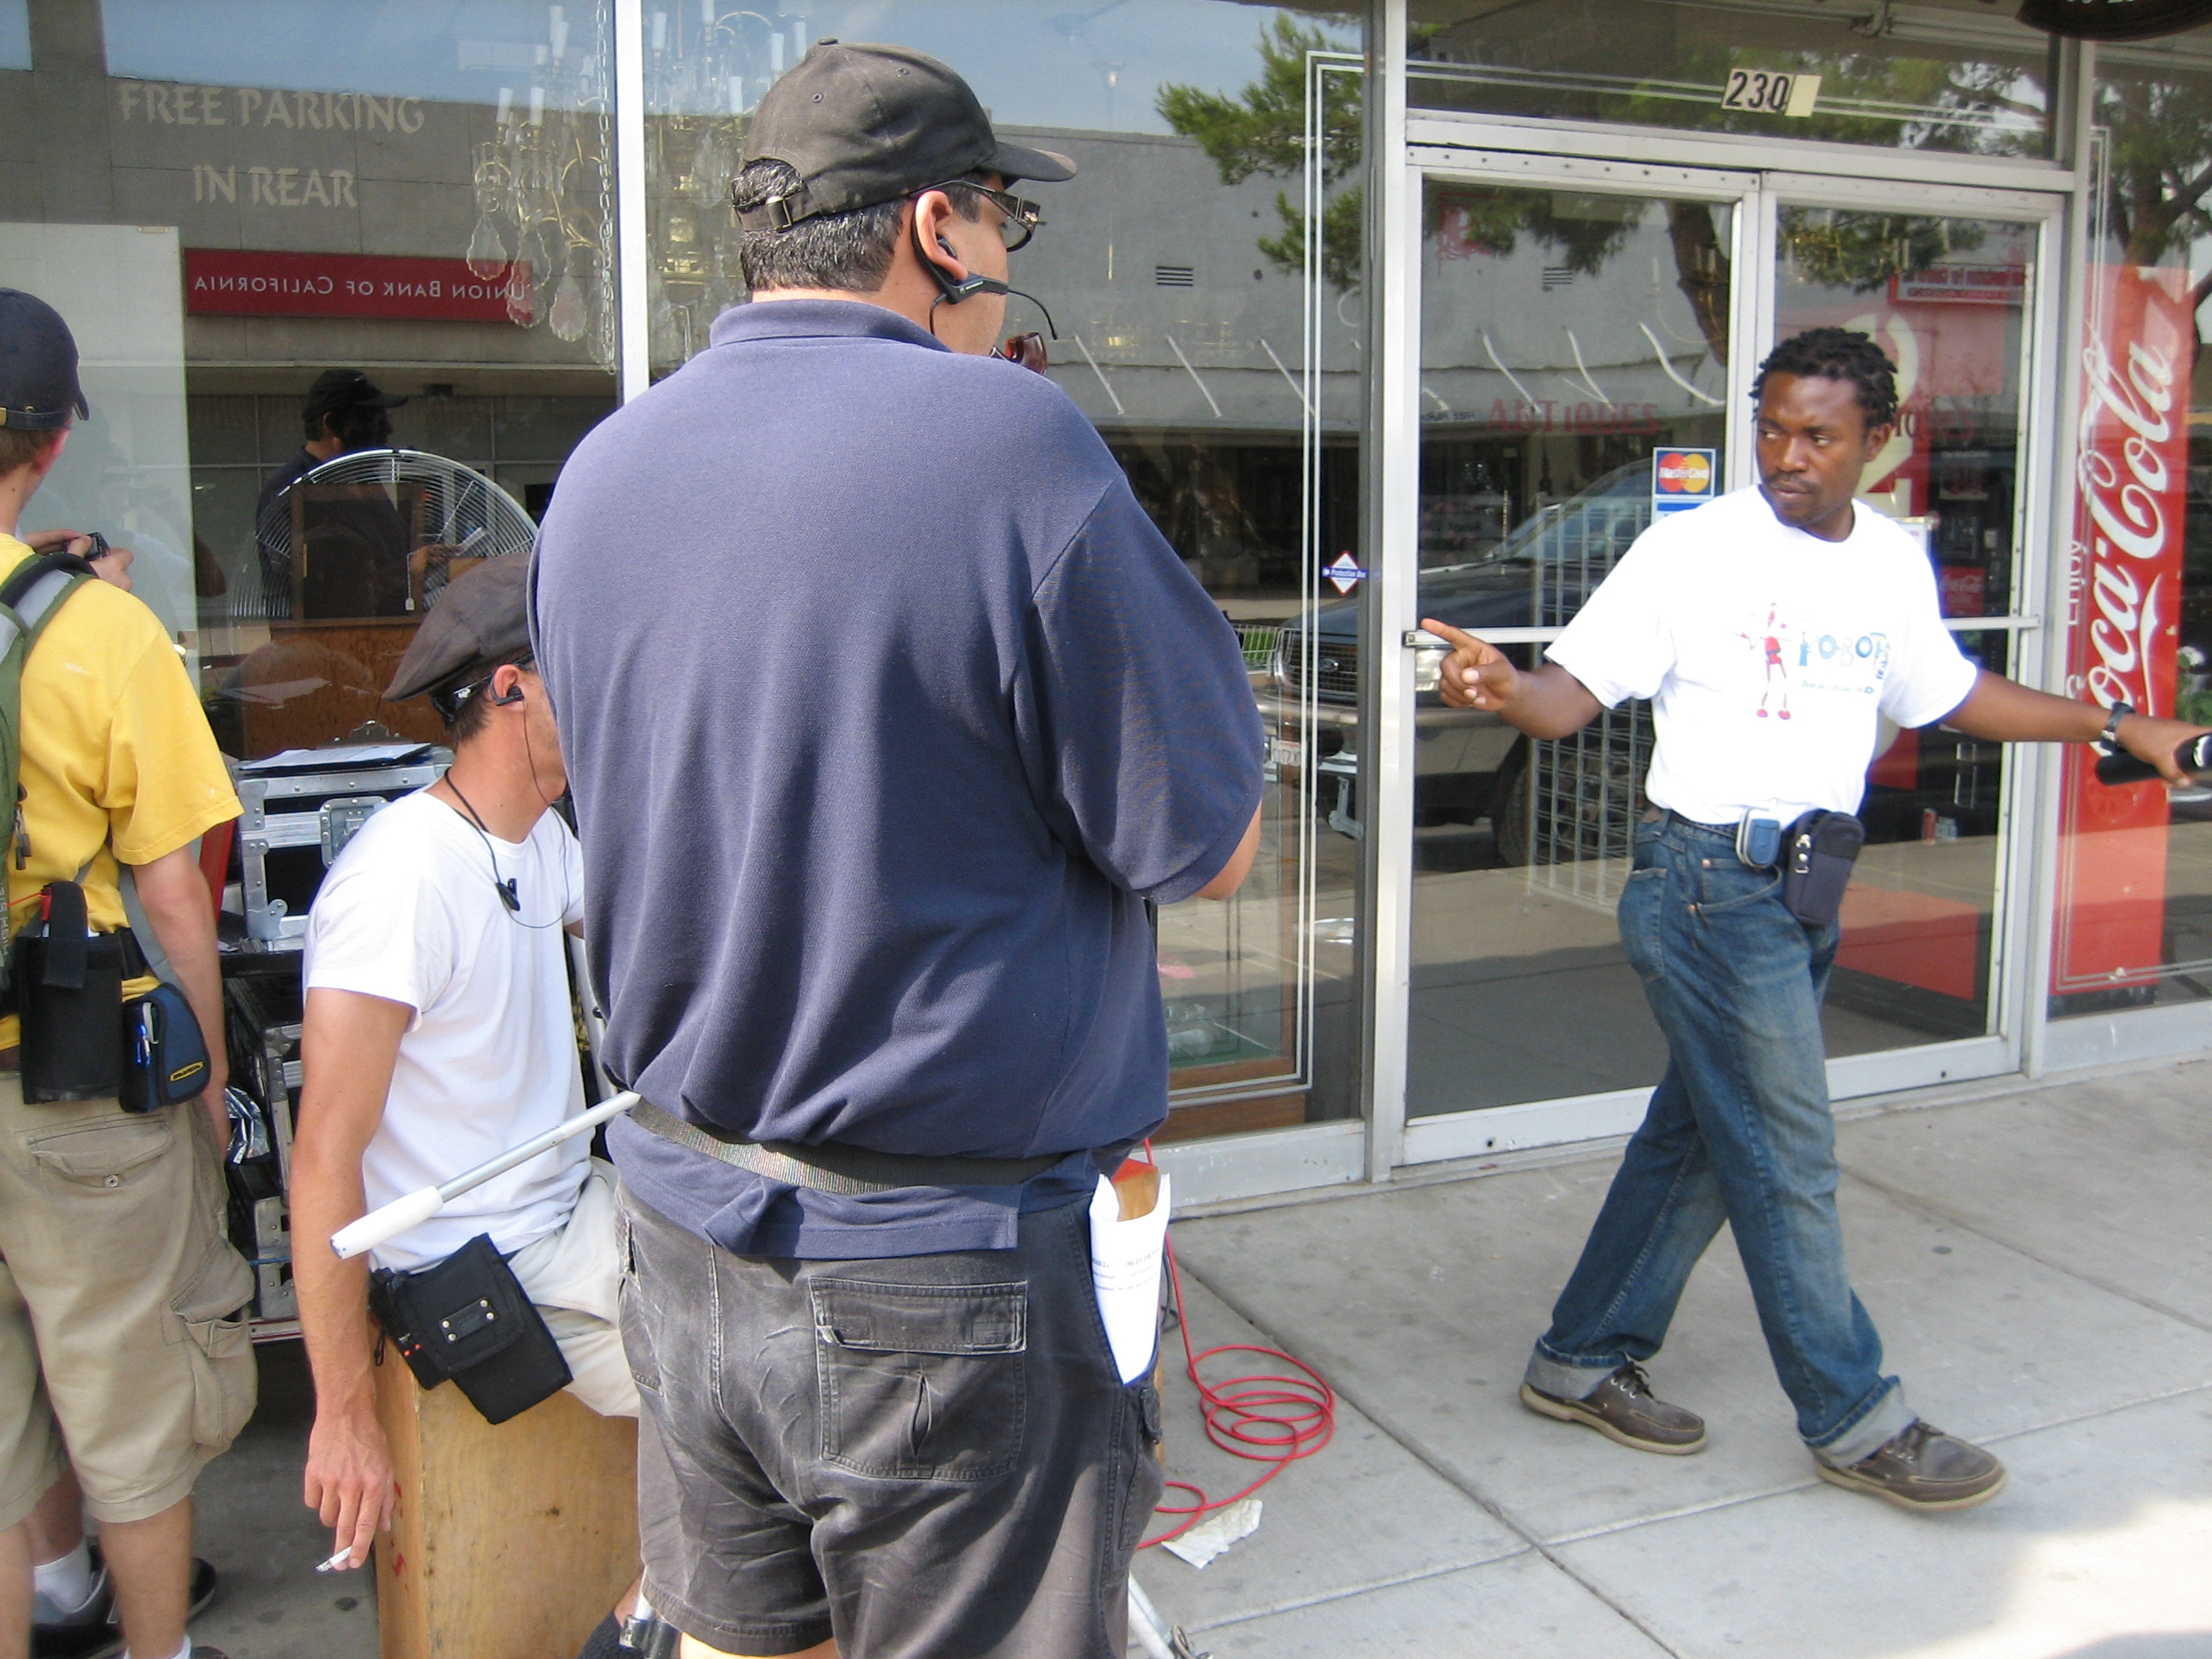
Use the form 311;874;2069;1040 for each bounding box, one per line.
288;560;655;1656
1425;328;2208;1512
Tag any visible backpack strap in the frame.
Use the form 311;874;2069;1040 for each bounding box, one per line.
1;551;100;969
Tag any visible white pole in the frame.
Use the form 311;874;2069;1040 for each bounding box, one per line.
330;1091;639;1260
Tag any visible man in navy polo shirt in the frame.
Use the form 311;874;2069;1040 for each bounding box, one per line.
530;40;1262;1659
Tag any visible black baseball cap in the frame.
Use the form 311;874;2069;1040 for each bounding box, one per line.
302;367;407;428
385;556;533;705
736;41;1074;232
0;289;90;433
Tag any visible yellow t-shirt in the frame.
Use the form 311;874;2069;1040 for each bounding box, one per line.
3;535;242;1047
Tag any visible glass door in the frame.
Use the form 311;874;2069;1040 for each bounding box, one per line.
1394;159;1752;1146
1766;186;2054;1093
1388;158;2057;1163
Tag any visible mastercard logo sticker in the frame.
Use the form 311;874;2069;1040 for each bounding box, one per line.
1655;451;1714;495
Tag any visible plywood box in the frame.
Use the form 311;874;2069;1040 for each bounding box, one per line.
373;1351;637;1659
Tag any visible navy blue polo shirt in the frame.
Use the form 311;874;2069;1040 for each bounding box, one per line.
530;300;1263;1259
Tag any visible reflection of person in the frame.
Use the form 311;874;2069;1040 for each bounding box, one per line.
288;560;663;1658
0;288;252;1659
1426;327;2210;1513
254;369;408;620
533;43;1263;1659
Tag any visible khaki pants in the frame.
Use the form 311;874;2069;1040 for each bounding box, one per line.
0;1079;258;1527
508;1159;638;1420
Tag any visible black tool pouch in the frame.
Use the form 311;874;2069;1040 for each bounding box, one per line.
10;882;125;1102
119;981;211;1115
367;1233;572;1425
1782;812;1866;928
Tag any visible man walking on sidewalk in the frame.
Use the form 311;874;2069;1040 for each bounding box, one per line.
1426;326;2209;1511
532;41;1261;1659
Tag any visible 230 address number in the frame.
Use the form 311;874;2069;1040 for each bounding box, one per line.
1720;68;1820;118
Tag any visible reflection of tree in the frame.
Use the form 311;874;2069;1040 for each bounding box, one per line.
2100;66;2212;324
1156;16;1363;288
1430;183;1733;364
1780;211;1987;293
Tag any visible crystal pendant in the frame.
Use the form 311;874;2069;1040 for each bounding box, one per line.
465;213;509;281
548;269;587;341
505;261;536;325
690;131;725;204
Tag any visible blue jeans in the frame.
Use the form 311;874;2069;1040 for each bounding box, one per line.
1522;812;1913;1466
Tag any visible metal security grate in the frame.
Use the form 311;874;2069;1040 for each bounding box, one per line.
1155;265;1196;287
1281;633;1359;698
1524;490;1659;905
1232;623;1280;672
1528;702;1655;905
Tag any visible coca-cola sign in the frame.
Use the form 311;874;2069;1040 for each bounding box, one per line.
2052;265;2193;994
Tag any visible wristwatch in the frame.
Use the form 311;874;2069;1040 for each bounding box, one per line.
2100;700;2133;748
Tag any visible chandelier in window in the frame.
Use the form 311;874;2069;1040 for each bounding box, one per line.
643;5;813;366
463;4;618;370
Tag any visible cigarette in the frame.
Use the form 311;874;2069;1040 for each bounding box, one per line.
316;1546;358;1573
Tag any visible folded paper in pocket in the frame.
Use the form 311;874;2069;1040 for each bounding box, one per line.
1089;1167;1171;1383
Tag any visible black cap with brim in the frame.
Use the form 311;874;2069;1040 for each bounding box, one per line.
384;556;533;704
303;368;408;428
736;41;1074;232
0;288;90;432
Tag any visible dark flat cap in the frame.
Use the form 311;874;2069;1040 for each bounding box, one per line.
736;41;1074;231
384;557;533;702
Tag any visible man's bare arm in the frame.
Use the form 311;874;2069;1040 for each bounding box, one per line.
129;843;228;1145
293;987;412;1569
1195;806;1263;899
1942;671;2212;783
1423;619;1604;739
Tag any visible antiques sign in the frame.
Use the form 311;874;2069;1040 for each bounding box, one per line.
183;249;529;323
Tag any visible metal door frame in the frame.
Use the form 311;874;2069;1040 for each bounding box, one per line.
1380;148;2071;1173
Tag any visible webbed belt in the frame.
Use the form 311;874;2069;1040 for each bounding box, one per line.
628;1099;1069;1197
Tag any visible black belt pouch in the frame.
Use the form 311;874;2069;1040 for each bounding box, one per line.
368;1233;572;1425
12;883;125;1103
1782;812;1866;928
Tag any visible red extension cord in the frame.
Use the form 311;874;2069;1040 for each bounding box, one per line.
1129;1146;1337;1551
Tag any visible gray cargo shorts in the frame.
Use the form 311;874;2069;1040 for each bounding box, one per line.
618;1183;1165;1659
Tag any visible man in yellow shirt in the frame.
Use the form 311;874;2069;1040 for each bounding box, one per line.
0;288;251;1659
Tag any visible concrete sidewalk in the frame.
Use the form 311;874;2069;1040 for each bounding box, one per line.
1132;1061;2212;1657
187;1058;2212;1656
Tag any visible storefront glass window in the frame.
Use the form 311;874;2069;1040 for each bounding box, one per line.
0;0;620;765
2050;34;2212;1016
1408;0;2056;160
641;3;1369;1134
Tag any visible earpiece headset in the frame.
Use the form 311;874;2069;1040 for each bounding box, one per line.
921;225;1010;307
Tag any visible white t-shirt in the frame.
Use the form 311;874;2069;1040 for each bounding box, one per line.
1546;486;1979;826
303;789;587;1272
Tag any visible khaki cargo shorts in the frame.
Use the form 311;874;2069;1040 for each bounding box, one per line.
0;1075;258;1527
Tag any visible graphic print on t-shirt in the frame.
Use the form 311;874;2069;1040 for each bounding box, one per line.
1743;604;1792;720
1732;601;1894;719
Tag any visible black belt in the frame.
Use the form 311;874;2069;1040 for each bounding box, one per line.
629;1099;1072;1197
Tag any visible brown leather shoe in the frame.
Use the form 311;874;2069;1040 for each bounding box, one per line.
1815;1419;2007;1511
1520;1363;1707;1455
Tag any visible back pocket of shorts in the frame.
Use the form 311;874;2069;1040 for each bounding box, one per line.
812;1278;1027;1481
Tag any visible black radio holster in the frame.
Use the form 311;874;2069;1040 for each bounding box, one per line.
9;882;126;1101
368;1233;572;1425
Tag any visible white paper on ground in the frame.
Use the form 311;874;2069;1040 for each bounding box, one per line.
1161;1498;1262;1569
1088;1170;1171;1383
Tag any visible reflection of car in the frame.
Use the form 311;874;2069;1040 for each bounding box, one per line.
1262;463;1651;864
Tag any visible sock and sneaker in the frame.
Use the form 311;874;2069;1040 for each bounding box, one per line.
32;1539;102;1622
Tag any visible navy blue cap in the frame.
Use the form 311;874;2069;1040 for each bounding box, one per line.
0;289;89;433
